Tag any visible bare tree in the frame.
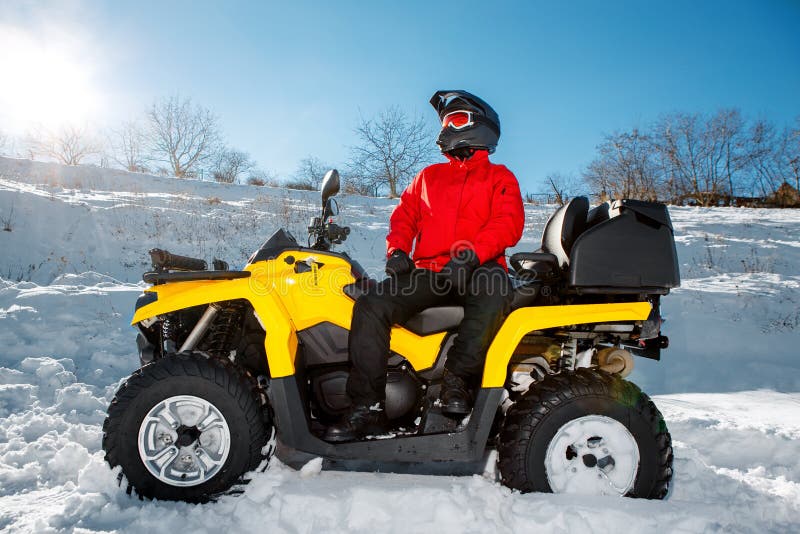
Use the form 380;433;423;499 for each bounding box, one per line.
573;110;798;206
146;95;222;178
745;119;784;197
652;112;707;204
212;148;254;184
109;120;148;172
0;129;7;156
545;172;584;205
291;155;329;190
782;117;800;191
342;171;377;196
705;109;748;201
584;128;661;201
348;106;437;197
650;110;749;205
753;117;800;203
27;124;100;165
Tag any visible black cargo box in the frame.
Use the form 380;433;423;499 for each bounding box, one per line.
569;200;680;293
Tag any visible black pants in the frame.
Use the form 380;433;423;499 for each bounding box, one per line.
346;263;512;406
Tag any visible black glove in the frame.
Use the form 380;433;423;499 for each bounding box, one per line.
439;249;479;292
385;250;415;277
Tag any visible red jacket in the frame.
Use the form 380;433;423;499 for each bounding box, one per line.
386;150;525;271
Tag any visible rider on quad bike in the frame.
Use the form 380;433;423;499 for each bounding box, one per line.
104;93;678;504
325;90;525;441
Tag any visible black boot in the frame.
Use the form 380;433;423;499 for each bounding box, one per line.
324;402;389;442
440;369;476;416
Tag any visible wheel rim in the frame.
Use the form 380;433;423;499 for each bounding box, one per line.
544;414;640;496
138;395;231;487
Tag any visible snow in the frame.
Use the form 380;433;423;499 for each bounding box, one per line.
1;156;799;533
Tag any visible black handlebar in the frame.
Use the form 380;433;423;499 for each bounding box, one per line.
327;222;350;243
308;217;350;250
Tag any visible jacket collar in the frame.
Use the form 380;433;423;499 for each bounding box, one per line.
445;149;491;170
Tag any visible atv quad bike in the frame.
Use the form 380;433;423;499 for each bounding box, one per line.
103;170;679;502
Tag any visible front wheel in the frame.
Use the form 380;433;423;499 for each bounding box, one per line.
497;369;673;499
102;352;275;502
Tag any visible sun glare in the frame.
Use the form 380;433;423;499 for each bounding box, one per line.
0;26;100;132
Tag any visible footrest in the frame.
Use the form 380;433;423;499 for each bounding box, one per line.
420;402;460;434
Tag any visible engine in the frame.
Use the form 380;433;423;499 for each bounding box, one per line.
310;365;421;421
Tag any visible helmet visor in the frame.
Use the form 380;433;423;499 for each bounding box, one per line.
442;110;473;130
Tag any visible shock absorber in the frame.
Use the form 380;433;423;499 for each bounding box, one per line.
179;305;221;353
198;302;245;359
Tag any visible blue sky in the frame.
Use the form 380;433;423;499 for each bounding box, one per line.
1;0;799;192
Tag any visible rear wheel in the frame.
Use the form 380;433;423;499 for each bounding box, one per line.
103;352;274;502
497;369;672;499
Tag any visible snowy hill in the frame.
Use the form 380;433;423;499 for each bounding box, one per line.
0;156;798;533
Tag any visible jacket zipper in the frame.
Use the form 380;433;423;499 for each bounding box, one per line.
455;163;469;243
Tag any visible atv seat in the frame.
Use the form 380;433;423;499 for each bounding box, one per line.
402;278;541;335
403;306;464;335
342;282;464;336
510;196;589;281
344;277;542;336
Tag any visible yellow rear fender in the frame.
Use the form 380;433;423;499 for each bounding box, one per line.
131;275;297;379
481;302;652;387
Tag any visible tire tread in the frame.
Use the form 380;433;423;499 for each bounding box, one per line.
102;352;273;501
497;368;673;499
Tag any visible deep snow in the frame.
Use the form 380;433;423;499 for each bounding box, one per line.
0;156;798;533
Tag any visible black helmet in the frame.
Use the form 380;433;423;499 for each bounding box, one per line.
430;90;501;154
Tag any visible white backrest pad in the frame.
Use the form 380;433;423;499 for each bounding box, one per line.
542;205;570;268
541;197;590;270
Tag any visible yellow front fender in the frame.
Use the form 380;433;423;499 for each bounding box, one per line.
132;278;255;326
131;276;297;378
481;302;652;387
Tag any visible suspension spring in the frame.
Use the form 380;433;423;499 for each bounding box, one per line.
201;302;245;359
162;317;178;354
559;338;578;372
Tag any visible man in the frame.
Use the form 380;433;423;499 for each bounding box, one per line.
325;90;525;442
